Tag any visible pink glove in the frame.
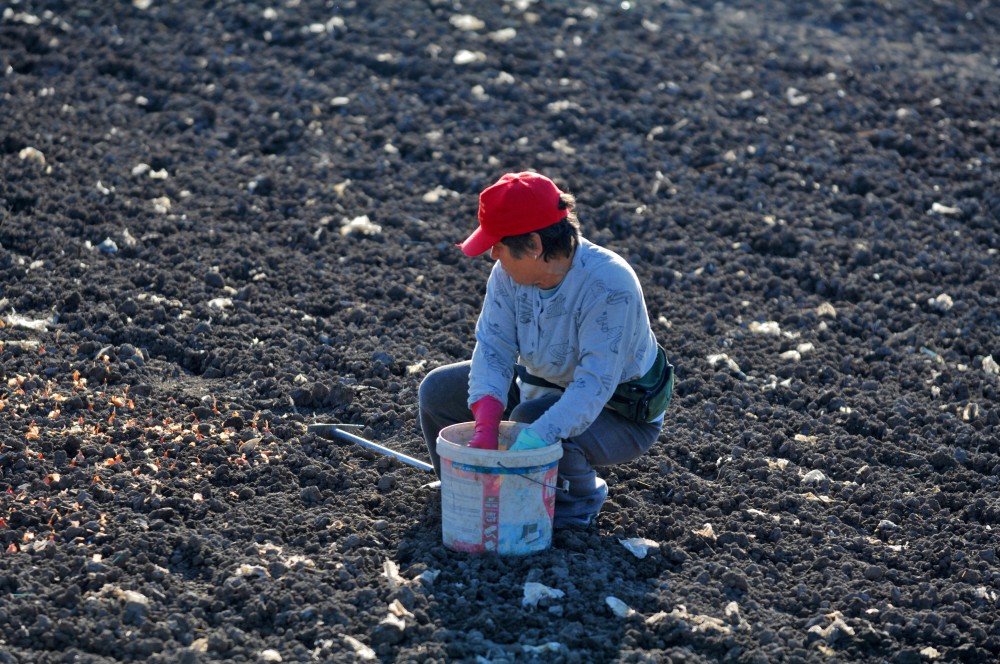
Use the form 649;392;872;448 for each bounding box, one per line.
468;396;504;449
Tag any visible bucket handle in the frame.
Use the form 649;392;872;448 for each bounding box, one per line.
496;461;569;494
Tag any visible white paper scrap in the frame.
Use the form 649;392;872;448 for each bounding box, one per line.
383;559;405;590
749;321;782;336
18;147;46;166
416;569;440;586
929;202;960;215
606;596;635;618
522;582;564;608
343;635;376;661
340;215;382;236
693;523;717;541
619;537;659;559
801;469;829;485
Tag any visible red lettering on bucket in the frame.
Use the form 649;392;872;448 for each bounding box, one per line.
482;474;501;552
543;466;558;518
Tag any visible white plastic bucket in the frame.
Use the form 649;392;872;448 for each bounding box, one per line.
437;421;563;555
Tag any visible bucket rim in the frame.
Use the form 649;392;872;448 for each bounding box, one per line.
437;421;563;464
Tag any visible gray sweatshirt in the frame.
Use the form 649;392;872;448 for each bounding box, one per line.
468;238;658;444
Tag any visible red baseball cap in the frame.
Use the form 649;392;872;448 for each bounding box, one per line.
459;172;567;257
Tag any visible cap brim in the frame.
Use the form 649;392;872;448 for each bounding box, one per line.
458;226;501;257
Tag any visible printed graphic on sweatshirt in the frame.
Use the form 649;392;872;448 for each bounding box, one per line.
517;291;533;325
543;293;568;319
596;310;624;354
483;347;513;381
548;342;571;368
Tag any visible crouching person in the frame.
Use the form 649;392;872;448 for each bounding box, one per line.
419;172;673;528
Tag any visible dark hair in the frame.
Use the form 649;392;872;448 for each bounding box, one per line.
502;193;579;260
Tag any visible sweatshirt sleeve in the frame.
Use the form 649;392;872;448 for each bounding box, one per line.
467;263;518;408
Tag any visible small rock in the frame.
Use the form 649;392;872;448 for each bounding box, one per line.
927;446;956;470
300;486;322;504
370;615;405;646
377;474;397;492
958;569;981;584
205;272;225;289
864;565;884;581
721;571;749;592
123;600;147;625
148;507;175;522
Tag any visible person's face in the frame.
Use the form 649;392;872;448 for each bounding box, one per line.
489;237;546;287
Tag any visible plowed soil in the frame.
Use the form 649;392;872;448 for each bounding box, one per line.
1;1;999;662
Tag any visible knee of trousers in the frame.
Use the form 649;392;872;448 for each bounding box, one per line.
509;396;558;423
556;443;597;494
417;369;446;408
557;469;598;497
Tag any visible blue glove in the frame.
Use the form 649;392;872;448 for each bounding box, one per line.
509;427;549;451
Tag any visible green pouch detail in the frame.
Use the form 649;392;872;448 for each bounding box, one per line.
606;344;674;422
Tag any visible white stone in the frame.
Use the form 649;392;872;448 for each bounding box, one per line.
18;147;45;166
450;14;485;31
453;50;486;65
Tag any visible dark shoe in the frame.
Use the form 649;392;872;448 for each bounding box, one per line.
553;479;608;529
553;512;597;529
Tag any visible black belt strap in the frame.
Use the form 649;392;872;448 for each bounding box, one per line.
515;365;563;390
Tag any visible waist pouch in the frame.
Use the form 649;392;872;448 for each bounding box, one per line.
605;344;674;422
516;346;674;423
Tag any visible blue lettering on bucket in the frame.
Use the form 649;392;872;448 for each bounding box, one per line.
450;461;559;475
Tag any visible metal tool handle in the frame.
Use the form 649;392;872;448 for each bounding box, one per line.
308;424;434;473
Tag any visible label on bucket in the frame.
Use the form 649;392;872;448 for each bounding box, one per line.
441;472;494;551
437;422;562;555
440;458;559;555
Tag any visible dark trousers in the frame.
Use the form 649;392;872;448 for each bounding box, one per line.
417;360;662;501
